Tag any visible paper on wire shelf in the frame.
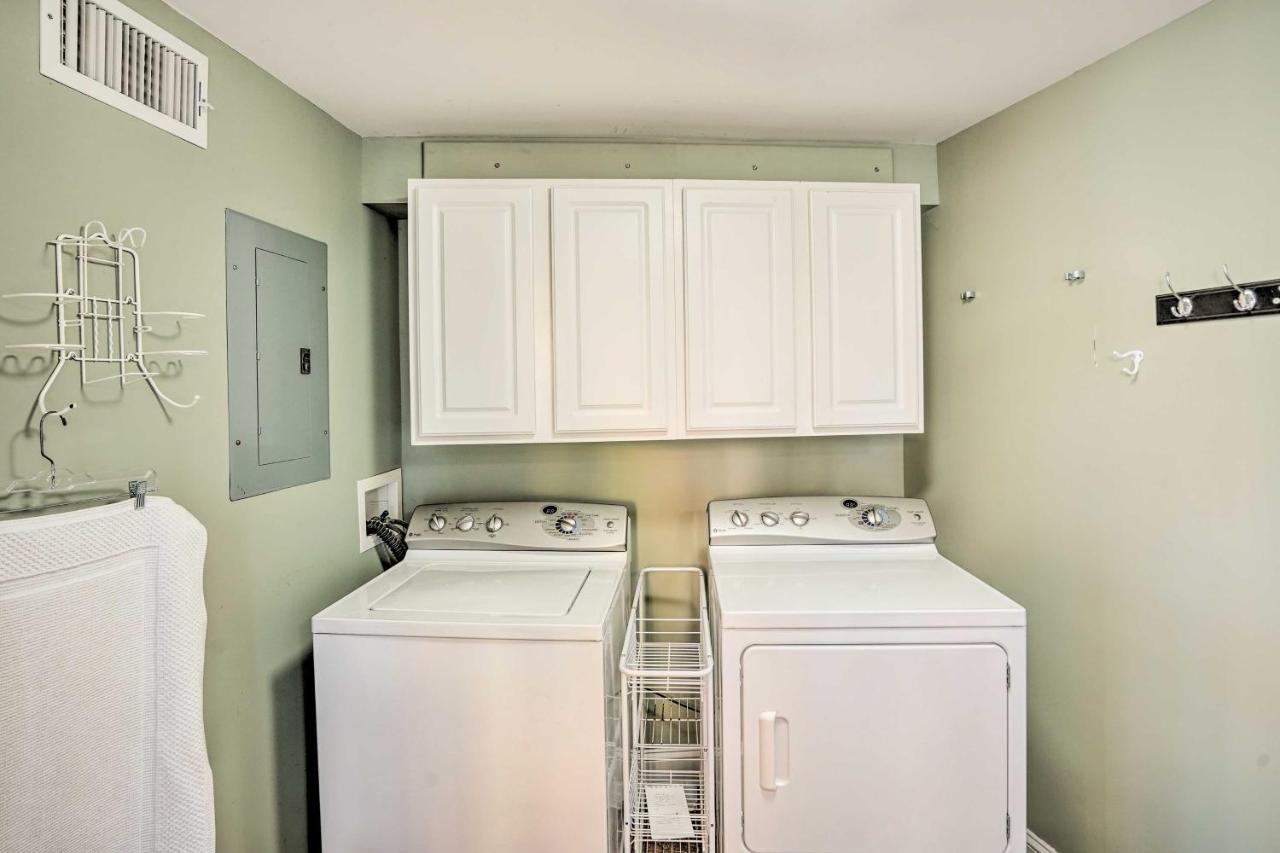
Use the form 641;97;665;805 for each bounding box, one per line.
645;784;696;840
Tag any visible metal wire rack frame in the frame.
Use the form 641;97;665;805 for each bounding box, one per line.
620;567;715;853
3;220;203;416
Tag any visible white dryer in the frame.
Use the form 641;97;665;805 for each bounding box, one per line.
313;501;630;853
708;496;1026;853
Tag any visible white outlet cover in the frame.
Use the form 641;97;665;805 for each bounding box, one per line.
357;468;403;553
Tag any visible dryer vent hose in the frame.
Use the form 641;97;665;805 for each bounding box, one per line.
366;511;409;570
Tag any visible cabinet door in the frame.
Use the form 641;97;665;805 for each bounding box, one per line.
551;185;671;433
809;186;921;429
741;644;1009;853
410;185;537;438
683;187;796;430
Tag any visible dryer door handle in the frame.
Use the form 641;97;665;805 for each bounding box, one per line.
759;711;790;791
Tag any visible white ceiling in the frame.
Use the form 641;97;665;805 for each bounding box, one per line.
166;0;1209;143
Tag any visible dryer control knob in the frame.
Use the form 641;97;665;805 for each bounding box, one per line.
760;511;780;526
456;515;475;531
485;515;504;533
790;511;810;527
427;513;447;532
863;506;887;528
555;516;578;534
730;510;749;528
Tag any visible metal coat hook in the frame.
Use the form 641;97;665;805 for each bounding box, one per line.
1111;349;1144;378
37;403;75;486
1223;264;1257;312
1164;273;1193;319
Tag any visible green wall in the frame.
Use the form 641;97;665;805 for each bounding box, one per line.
0;3;400;851
402;436;905;572
908;0;1280;849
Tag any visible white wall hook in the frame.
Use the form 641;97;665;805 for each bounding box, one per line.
1111;349;1144;378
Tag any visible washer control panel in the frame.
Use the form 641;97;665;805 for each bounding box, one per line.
709;496;935;545
407;501;627;551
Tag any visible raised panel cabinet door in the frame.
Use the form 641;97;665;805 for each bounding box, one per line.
551;185;670;433
683;187;796;430
410;185;538;438
809;186;921;429
741;644;1009;853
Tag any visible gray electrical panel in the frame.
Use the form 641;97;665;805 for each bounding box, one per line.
226;210;330;500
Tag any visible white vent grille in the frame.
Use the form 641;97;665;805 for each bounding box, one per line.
40;0;210;148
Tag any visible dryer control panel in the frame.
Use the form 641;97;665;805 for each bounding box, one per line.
407;501;627;552
709;496;935;545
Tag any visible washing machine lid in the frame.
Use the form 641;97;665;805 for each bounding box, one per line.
312;552;626;640
370;566;589;617
710;544;1025;629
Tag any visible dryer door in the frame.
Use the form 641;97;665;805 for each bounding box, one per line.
741;643;1009;853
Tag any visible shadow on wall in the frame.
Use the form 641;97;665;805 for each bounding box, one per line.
366;218;403;469
272;653;322;853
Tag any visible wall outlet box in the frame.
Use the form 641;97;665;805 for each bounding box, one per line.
357;469;403;553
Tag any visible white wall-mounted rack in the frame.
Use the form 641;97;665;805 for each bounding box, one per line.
4;220;204;417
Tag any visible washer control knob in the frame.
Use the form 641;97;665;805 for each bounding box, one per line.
455;515;475;531
427;513;447;532
790;511;810;527
730;509;749;528
863;506;887;528
485;515;504;533
760;511;780;527
556;515;578;534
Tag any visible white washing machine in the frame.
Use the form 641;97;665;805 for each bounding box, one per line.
313;500;630;853
708;496;1026;853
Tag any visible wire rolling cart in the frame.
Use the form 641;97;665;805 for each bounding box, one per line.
620;567;715;853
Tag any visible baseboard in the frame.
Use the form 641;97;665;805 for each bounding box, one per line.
1027;829;1058;853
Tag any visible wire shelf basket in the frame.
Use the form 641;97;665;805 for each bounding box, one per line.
620;567;715;853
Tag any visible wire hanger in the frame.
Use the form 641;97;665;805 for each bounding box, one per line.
3;404;156;515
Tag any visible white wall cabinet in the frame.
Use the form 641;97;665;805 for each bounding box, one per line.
683;186;797;431
550;185;674;434
809;186;921;430
409;185;539;440
407;179;922;445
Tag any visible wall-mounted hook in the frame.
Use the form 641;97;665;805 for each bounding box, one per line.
1223;264;1257;312
960;290;977;303
1065;270;1087;284
1164;273;1193;318
37;403;74;486
1111;349;1144;379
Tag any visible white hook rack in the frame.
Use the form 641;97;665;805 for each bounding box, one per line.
3;221;205;416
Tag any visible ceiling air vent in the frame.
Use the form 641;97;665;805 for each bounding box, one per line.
40;0;210;148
